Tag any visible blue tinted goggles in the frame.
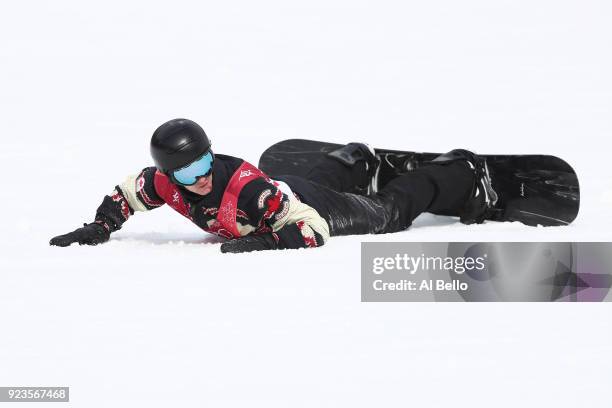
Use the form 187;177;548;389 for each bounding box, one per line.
170;151;215;186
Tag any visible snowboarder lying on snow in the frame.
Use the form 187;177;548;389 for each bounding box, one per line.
50;118;497;253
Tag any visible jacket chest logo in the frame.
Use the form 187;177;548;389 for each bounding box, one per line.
239;170;254;179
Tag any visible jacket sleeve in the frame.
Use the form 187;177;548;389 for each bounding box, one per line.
94;166;165;232
240;178;330;249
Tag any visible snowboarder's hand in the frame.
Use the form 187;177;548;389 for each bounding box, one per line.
220;233;279;254
49;223;110;247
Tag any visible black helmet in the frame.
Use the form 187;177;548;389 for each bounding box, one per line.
150;118;212;173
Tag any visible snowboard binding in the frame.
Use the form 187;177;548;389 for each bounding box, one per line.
431;149;499;224
327;142;381;194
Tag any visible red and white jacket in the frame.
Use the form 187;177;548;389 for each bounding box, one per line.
94;154;329;249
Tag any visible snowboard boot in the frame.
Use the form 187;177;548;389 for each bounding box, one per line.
328;142;381;194
431;149;499;224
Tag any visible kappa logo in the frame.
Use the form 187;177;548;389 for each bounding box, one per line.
172;191;180;204
239;169;254;180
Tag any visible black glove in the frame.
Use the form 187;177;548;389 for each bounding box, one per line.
49;222;111;247
220;233;279;254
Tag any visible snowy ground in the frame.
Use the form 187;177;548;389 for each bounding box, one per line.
1;0;611;406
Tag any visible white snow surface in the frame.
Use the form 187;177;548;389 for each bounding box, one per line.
1;0;611;406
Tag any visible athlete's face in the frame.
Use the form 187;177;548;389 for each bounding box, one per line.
184;174;213;196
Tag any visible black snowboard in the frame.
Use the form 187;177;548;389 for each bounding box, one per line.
258;139;580;226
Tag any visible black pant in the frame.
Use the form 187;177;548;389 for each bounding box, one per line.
277;152;474;236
